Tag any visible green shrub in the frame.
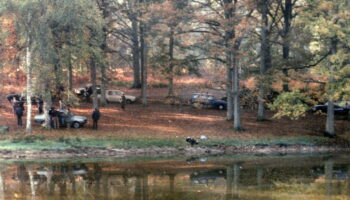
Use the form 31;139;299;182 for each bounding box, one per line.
269;90;314;120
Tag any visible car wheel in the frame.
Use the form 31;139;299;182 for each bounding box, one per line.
126;99;132;104
218;105;225;110
72;122;80;129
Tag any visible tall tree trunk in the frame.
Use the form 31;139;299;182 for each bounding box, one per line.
43;79;52;129
100;64;107;106
131;4;141;89
233;48;242;130
167;26;175;97
91;58;98;109
325;38;337;136
67;57;73;107
226;66;234;121
67;58;73;91
223;0;234;121
326;100;335;135
99;0;110;106
140;26;148;106
257;0;271;121
140;23;148;106
54;63;61;90
140;0;148;106
282;0;292;92
25;37;32;134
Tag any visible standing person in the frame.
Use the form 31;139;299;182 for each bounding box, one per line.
49;107;57;129
121;94;126;110
59;100;66;110
38;100;43;114
12;98;18;116
15;106;24;126
92;108;100;130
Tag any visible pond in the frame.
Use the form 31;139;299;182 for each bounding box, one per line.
0;153;349;200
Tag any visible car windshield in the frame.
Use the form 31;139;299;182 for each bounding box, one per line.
207;96;214;100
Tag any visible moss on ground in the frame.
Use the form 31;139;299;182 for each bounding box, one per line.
0;135;338;151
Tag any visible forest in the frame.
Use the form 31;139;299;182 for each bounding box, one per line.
0;0;349;138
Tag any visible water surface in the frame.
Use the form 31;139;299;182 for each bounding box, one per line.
0;153;349;200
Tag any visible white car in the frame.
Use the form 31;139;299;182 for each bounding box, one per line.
34;110;88;128
99;90;136;104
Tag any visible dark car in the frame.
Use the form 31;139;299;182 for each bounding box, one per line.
312;104;350;115
189;93;215;104
74;84;101;97
189;93;227;110
34;109;88;128
209;99;227;110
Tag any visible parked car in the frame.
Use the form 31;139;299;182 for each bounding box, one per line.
312;104;350;115
34;109;87;128
189;93;227;110
189;93;215;104
74;84;101;97
99;90;136;104
190;169;226;185
325;101;350;109
209;99;227;110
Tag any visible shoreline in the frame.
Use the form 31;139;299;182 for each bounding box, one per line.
1;144;349;160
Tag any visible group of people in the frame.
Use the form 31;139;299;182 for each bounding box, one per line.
9;93;127;130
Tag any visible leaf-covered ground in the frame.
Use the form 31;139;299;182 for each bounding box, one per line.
1;87;349;142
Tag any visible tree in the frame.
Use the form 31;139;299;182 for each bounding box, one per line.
103;0;142;88
7;0;105;128
139;0;149;106
148;0;201;97
303;0;350;136
6;0;51;133
193;0;253;129
269;0;350;136
256;0;273;121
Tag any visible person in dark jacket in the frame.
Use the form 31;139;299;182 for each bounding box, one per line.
92;108;100;130
121;94;126;110
15;106;24;126
37;99;43;114
49;107;58;129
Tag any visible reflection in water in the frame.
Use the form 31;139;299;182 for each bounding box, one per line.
0;171;4;200
28;166;36;200
325;158;334;198
256;165;264;189
0;154;349;199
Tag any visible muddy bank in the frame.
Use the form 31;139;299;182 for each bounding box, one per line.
0;144;350;160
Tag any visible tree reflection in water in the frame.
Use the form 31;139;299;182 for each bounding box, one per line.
0;154;347;199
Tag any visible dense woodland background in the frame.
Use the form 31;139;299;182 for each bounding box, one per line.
0;0;349;136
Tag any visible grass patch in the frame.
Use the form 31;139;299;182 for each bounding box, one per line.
0;136;185;150
200;136;331;147
0;136;334;151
